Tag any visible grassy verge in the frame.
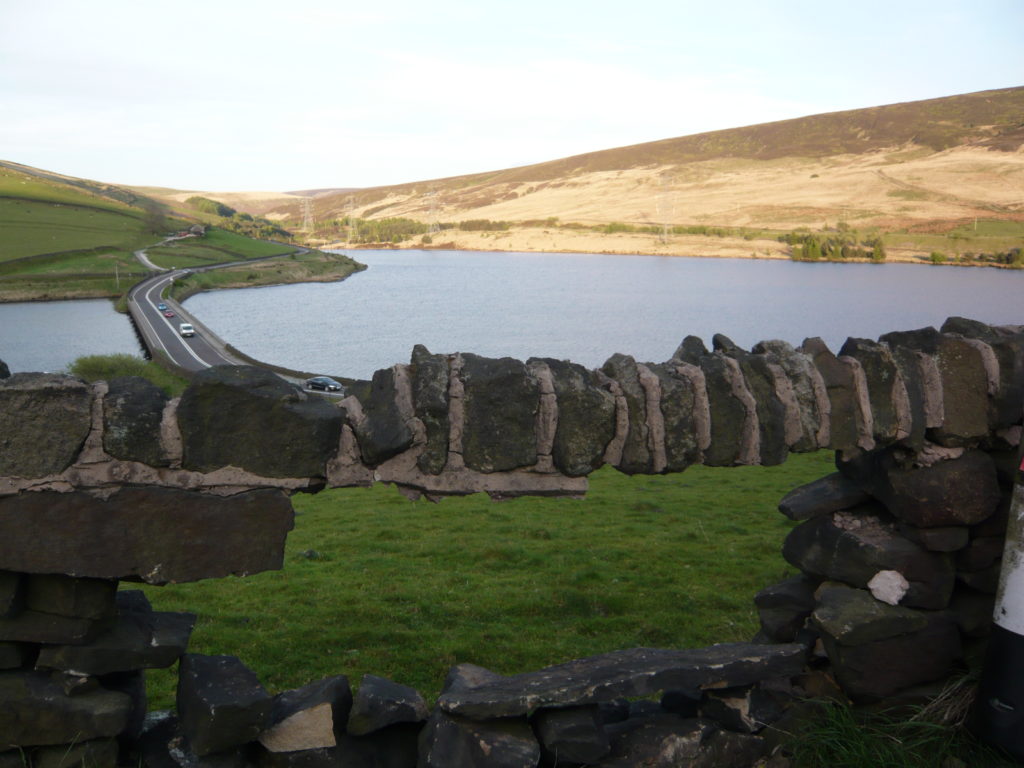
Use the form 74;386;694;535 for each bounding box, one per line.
138;451;833;708
0;273;149;303
883;219;1024;265
68;353;189;396
788;694;1017;767
167;249;365;302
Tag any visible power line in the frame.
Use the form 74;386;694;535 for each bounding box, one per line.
302;197;314;234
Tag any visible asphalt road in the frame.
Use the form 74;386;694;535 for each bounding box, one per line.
125;244;341;392
127;270;240;372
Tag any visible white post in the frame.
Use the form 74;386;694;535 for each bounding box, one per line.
975;445;1024;757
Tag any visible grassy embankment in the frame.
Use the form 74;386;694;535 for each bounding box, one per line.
885;219;1024;266
162;245;366;304
143;228;298;270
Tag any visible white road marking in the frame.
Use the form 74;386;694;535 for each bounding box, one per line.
130;273;220;369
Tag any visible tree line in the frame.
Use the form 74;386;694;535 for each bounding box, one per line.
780;227;886;262
186;197;289;240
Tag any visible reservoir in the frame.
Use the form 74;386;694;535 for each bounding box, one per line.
186;249;1024;380
0;299;143;374
2;250;1023;378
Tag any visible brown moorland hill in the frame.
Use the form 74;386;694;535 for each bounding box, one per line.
246;87;1022;242
125;87;1022;263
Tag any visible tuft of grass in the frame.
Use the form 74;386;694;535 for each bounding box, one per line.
138;452;833;707
789;695;1018;768
68;353;189;396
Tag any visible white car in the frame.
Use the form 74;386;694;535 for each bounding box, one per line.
179;323;195;338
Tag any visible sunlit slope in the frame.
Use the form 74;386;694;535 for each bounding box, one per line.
263;86;1024;232
0;162;171;300
0;163;303;302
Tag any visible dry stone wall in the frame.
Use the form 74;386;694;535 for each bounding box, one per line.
0;315;1022;767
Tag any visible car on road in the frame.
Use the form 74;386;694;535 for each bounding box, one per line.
163;310;175;318
157;303;168;311
179;323;195;338
306;376;344;393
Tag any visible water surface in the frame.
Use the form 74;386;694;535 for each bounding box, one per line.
0;299;142;374
184;250;1024;380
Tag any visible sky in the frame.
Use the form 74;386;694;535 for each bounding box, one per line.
1;0;1021;192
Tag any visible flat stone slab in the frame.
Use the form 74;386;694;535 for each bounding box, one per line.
0;487;293;584
437;643;806;720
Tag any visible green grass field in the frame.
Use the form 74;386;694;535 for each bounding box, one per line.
145;229;298;269
138;451;833;707
0;167;166;300
884;219;1024;264
0;167;138;212
0;166;307;302
0;198;150;261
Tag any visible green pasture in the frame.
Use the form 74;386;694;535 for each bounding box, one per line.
145;229;298;269
0;198;151;261
884;219;1024;261
144;245;226;269
0;273;145;301
191;228;298;258
0;167;136;213
0;164;305;301
139;451;833;708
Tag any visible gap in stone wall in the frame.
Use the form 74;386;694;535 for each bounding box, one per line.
136;455;834;710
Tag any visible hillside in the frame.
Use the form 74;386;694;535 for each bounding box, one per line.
8;86;1022;271
0;164;308;303
202;86;1022;262
0;161;175;301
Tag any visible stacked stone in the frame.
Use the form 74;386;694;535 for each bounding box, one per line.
0;577;194;766
1;314;1022;765
2;319;1022;502
426;643;814;767
349;320;1020;498
0;368;297;765
760;319;1023;704
757;434;1019;704
134;643;810;768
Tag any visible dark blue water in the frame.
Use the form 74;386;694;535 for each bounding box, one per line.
182;249;1024;380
